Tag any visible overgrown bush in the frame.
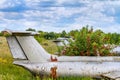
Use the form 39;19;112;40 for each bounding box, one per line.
34;35;45;43
61;26;115;56
0;32;3;36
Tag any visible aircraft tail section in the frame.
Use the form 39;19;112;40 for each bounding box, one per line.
6;36;27;60
3;30;52;62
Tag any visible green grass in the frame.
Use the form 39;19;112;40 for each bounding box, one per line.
41;39;58;54
55;76;94;80
0;37;95;80
0;63;32;80
0;37;33;80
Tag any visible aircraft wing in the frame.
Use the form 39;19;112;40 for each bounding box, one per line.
101;71;120;80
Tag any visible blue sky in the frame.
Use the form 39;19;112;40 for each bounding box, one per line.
0;0;120;33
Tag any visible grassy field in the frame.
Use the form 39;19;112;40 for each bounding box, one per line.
0;37;33;80
0;37;95;80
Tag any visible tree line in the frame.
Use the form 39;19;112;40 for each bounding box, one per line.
26;26;120;56
26;27;120;45
0;26;120;45
0;26;120;56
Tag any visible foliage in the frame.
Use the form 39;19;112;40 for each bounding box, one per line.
68;30;79;39
0;62;32;80
0;37;32;80
44;32;57;40
37;30;60;40
56;76;94;80
61;26;115;56
60;30;67;37
35;35;45;43
26;28;36;32
26;27;120;45
34;35;58;54
0;32;3;36
106;33;120;45
24;27;120;56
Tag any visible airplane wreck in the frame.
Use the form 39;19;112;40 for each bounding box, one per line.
2;30;120;80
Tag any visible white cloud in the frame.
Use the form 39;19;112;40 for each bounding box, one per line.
0;0;120;33
25;0;42;8
96;24;120;33
0;12;4;19
0;0;8;9
0;0;24;9
23;21;39;29
0;0;6;5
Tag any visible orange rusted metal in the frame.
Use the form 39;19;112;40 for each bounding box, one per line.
50;66;57;79
50;56;57;62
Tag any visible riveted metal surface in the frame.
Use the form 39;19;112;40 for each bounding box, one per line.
6;36;27;59
16;36;51;62
14;61;120;77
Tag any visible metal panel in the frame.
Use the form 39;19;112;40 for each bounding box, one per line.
6;36;27;59
13;61;120;77
58;56;120;62
2;29;39;36
102;71;120;79
16;36;52;62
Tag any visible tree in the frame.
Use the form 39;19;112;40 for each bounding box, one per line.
61;26;114;56
60;30;67;37
26;28;36;32
43;32;57;40
106;33;120;45
0;32;3;36
68;30;79;39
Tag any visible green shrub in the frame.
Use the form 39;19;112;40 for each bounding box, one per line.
61;26;114;56
0;32;3;36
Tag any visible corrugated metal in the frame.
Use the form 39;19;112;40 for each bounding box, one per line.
6;36;27;59
16;36;52;62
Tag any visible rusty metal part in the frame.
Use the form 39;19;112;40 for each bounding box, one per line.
50;56;58;62
50;66;57;78
13;61;120;78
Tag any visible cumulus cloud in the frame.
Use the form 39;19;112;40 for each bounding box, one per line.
0;0;120;33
